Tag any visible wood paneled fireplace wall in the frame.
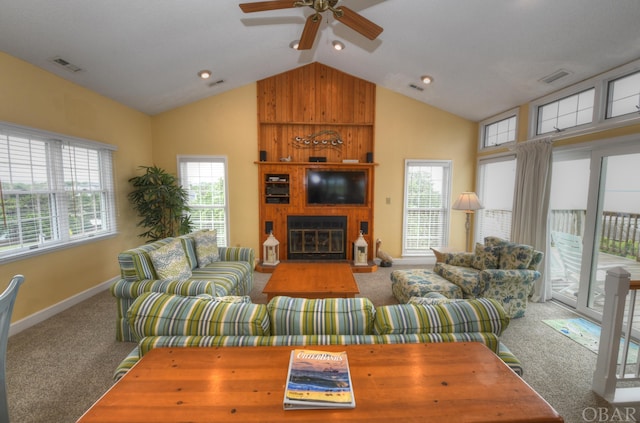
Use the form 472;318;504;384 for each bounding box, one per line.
256;62;376;265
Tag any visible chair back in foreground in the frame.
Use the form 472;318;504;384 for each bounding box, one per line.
0;275;25;423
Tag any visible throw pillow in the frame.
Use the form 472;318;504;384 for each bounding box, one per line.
148;239;192;282
431;248;446;263
471;243;500;270
192;229;219;267
499;242;535;270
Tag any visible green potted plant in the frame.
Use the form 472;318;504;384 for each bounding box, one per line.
128;165;193;241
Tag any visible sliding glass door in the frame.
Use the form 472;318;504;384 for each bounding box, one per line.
551;139;640;320
581;149;640;316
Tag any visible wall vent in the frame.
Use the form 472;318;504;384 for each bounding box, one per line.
49;56;84;73
540;69;572;84
208;79;225;88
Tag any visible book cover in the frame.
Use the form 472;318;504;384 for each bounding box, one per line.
283;349;355;410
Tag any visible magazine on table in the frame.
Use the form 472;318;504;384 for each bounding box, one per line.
283;349;356;410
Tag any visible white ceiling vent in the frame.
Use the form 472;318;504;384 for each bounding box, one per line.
49;56;84;73
540;69;572;84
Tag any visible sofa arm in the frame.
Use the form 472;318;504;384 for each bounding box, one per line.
110;278;216;299
218;246;255;265
479;269;541;290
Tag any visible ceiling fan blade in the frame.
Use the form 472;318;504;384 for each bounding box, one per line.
298;14;321;50
335;6;383;40
239;1;297;13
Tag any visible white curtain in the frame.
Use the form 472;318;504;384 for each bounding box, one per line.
511;138;553;302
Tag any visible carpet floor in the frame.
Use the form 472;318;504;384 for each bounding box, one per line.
7;265;639;422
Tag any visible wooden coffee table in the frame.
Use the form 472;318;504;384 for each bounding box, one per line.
262;262;360;301
77;343;563;422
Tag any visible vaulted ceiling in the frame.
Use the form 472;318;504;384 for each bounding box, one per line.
2;0;640;122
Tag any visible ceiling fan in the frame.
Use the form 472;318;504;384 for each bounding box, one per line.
239;0;383;50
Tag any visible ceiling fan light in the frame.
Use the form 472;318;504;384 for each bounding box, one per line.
198;70;212;79
332;40;345;51
289;40;300;49
421;75;433;84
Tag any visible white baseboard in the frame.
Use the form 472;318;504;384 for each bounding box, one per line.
9;276;118;337
376;257;436;266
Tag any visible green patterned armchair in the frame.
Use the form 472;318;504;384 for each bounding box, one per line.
433;237;543;318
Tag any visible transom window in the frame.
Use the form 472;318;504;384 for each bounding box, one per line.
402;160;451;255
484;115;517;148
0;122;116;262
607;70;640;119
537;88;595;135
178;156;229;247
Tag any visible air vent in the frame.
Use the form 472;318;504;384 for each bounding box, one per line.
208;79;225;88
408;83;424;92
540;69;572;84
49;56;84;73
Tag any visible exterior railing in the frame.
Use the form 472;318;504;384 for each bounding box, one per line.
592;267;640;403
549;210;640;262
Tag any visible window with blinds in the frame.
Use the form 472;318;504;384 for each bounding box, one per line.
402;160;451;255
476;156;516;242
178;156;229;247
0;122;116;261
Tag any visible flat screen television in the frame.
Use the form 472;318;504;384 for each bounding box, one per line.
306;170;367;205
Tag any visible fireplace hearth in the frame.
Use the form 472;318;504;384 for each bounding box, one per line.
287;216;347;260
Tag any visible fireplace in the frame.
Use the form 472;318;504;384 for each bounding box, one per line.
287;216;347;260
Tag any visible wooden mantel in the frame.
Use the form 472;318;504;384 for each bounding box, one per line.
256;63;376;266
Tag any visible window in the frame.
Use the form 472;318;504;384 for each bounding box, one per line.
475;155;516;242
607;70;640;119
0;122;116;261
537;88;595;135
481;110;518;149
402;160;452;255
178;156;229;247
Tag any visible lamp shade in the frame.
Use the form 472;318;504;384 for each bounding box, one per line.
452;192;483;212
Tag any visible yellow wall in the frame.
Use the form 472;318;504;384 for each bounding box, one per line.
374;88;478;253
150;84;260;251
0;52;153;322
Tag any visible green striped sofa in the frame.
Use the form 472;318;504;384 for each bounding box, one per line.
114;293;523;380
110;232;255;341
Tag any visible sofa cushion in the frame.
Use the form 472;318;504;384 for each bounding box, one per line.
433;262;483;296
148;238;192;282
127;292;270;340
373;298;509;336
471;243;500;270
191;229;220;267
484;236;535;270
267;296;376;336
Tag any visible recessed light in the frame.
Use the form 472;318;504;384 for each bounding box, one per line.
332;40;345;51
421;75;433;84
289;40;300;49
198;70;212;79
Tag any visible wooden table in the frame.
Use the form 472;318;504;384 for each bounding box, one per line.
77;343;563;422
262;262;360;301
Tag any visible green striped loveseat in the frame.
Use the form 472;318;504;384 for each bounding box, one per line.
110;231;255;341
114;293;523;380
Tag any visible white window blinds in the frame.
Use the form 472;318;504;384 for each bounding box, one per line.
403;160;451;255
0;122;116;261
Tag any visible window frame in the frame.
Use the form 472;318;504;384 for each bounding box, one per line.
528;58;640;140
402;159;452;256
177;155;230;247
479;108;519;151
0;121;117;264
